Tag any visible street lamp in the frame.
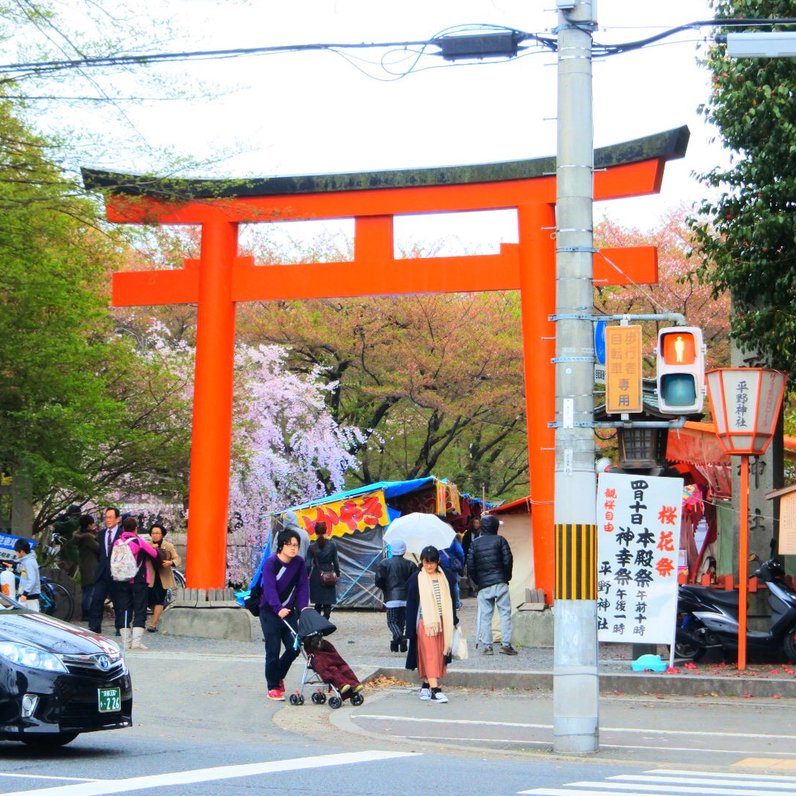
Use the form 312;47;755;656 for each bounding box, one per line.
726;32;796;58
704;368;787;670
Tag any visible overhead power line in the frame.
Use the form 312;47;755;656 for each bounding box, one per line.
0;18;794;78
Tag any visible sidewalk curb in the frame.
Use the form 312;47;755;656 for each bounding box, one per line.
367;666;796;699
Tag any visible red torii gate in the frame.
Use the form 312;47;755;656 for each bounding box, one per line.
83;126;688;601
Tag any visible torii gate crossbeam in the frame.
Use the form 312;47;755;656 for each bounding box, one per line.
83;126;689;601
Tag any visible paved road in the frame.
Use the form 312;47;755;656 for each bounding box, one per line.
3;601;796;796
1;646;795;795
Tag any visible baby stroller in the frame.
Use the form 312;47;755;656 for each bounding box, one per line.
285;609;365;709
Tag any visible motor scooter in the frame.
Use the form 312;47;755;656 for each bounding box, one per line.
674;554;796;663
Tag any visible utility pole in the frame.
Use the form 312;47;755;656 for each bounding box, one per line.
553;0;599;755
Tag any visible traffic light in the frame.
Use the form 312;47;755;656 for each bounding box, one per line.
656;326;705;414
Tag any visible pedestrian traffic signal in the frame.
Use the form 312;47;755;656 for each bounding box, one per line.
656;326;705;414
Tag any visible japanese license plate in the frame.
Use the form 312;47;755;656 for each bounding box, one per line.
98;687;121;713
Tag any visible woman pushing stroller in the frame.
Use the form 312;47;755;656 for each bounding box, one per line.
259;528;310;701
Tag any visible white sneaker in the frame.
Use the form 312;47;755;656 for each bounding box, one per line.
430;689;448;703
419;687;431;701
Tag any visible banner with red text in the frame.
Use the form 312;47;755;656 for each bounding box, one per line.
293;491;389;539
596;473;683;645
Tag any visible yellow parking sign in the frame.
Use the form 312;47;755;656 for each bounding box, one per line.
605;325;642;414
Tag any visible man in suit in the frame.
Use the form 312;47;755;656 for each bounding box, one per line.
88;507;123;634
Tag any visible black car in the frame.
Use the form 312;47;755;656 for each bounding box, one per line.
0;591;132;747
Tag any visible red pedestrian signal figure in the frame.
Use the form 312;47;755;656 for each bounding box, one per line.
656;327;705;414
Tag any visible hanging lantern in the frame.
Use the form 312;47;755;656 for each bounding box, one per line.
705;368;787;456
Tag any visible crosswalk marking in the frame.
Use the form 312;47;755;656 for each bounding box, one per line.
518;767;796;795
1;751;417;796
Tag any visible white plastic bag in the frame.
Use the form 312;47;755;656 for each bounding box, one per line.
451;626;469;660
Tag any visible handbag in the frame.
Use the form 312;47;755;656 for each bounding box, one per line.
319;569;339;587
451;625;469;660
243;581;263;616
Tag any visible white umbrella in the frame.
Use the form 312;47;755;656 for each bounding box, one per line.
383;512;455;556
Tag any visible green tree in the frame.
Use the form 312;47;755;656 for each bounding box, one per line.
0;95;192;533
238;289;529;501
689;0;796;377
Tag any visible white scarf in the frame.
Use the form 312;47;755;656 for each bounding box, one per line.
418;568;454;654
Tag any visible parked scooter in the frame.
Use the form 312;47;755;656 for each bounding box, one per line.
675;554;796;663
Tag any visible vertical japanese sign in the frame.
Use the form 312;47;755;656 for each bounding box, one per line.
596;472;683;644
605;325;643;414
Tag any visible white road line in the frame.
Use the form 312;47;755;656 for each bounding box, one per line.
612;773;796;790
519;790;673;796
652;769;796;782
518;769;796;796
399;733;795;759
355;713;796;740
2;750;417;796
570;783;788;796
0;776;101;783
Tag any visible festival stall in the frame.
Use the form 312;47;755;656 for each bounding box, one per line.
281;477;487;608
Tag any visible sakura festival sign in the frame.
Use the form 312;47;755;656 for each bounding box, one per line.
293;491;389;538
597;472;684;645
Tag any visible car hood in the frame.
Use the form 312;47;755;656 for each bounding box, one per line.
0;610;120;656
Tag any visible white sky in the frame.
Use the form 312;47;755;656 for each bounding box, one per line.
8;0;724;245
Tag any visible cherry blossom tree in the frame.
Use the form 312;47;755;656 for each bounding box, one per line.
226;344;363;586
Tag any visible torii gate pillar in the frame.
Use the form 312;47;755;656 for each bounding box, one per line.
84;126;689;600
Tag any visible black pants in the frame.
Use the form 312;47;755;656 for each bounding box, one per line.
88;577;120;633
112;581;149;628
259;610;300;691
314;603;332;619
386;606;407;642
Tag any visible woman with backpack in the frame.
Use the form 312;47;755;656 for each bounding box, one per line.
110;516;159;650
307;522;340;620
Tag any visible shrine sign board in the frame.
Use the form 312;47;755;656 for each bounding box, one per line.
597;472;683;645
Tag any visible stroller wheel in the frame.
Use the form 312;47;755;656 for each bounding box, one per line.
351;693;365;707
311;691;327;705
328;696;342;710
288;693;303;706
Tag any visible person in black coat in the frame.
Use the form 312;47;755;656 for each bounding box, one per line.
374;539;417;652
307;522;340;619
466;514;517;656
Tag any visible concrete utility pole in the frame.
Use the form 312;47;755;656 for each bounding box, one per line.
553;0;599;755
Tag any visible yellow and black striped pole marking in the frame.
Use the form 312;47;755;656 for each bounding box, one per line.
555;523;597;600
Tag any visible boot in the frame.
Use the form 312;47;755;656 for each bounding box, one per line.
130;627;148;650
119;627;131;651
399;638;407;653
390;639;399;652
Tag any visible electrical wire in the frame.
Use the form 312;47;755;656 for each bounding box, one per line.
1;16;794;81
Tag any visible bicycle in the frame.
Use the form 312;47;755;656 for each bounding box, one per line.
165;567;186;607
41;577;75;622
5;567;74;622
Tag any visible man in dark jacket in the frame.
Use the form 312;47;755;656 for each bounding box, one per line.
374;539;417;652
88;507;123;634
466;514;517;655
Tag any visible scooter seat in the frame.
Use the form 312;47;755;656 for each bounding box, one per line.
689;586;739;607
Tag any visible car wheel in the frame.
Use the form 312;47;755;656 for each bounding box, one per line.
21;732;79;748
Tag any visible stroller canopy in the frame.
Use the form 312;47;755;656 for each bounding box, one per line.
298;609;336;638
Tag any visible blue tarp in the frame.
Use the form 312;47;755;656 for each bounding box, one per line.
241;477;489;608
